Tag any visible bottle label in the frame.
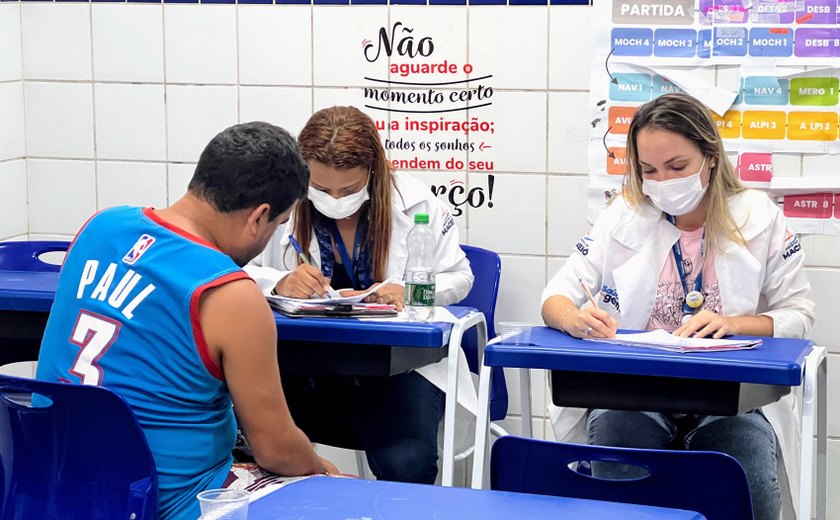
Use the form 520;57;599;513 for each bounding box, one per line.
406;283;435;307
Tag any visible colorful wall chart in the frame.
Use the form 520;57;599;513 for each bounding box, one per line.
588;0;840;234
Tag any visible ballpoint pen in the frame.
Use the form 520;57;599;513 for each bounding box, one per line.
578;277;600;309
573;269;600;308
288;234;312;266
288;234;341;298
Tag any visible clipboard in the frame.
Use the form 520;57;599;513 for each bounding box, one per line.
270;301;398;319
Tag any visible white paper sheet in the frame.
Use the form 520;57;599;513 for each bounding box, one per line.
586;329;762;352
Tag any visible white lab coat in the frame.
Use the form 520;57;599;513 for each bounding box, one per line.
541;190;815;515
246;173;479;426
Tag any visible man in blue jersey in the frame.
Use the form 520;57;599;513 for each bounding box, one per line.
36;122;337;520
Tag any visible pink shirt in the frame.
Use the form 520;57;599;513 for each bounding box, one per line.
646;226;722;332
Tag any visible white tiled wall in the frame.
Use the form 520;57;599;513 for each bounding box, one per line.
1;4;25;238
164;6;238;85
96;161;168;211
5;5;840;514
24;82;94;159
0;160;27;239
165;85;238;163
94;84;167;162
0;81;25;161
91;5;164;83
312;6;388;87
27;159;96;236
0;5;22;83
468;7;548;90
239;86;313;137
238;6;312;87
21;4;91;81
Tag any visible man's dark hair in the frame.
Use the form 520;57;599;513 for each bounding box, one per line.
189;122;309;220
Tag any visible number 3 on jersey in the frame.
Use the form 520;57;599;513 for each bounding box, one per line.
69;310;121;385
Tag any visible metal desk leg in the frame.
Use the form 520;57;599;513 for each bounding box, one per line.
799;346;827;520
443;312;486;487
520;368;533;438
471;362;494;489
817;350;827;520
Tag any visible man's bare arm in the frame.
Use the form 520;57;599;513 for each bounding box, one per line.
200;279;333;475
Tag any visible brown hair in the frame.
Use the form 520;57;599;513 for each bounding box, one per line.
623;93;746;252
295;106;395;281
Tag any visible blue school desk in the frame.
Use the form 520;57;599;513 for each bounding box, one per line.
0;270;58;313
0;269;485;487
470;326;828;520
0;271;58;364
249;475;707;519
271;306;486;486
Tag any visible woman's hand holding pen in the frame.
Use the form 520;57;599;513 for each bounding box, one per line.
564;307;618;339
273;264;331;298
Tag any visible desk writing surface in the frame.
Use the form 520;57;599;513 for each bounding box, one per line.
274;306;474;348
487;326;812;386
272;307;473;375
0;269;469;349
249;476;706;520
0;270;470;375
0;271;59;312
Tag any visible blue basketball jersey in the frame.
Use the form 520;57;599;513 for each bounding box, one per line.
37;206;249;520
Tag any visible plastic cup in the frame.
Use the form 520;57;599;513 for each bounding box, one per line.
197;489;250;520
498;321;533;345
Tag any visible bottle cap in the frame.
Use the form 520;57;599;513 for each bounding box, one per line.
414;213;429;224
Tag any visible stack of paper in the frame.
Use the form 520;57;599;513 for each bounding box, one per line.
266;290;396;317
587;329;762;353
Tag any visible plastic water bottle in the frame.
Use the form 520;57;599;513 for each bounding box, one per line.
404;213;436;322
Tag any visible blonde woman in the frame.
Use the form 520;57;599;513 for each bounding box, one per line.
247;106;473;484
541;93;814;519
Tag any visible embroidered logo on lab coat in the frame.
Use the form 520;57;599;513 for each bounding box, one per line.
441;212;455;236
601;285;620;311
575;235;594;256
782;229;801;261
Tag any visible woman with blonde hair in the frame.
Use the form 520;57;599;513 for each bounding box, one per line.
247;105;473;484
541;93;814;519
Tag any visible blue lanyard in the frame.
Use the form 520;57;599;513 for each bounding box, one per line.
666;214;705;316
326;218;361;287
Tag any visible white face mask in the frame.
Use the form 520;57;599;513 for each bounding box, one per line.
308;185;370;220
642;157;708;216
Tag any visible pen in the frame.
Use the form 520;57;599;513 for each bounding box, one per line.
578;276;600;309
288;234;311;265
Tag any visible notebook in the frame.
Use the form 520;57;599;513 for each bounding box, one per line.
266;272;403;307
267;299;397;318
586;329;762;353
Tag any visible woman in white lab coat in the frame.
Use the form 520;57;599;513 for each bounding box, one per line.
542;93;814;520
247;106;474;484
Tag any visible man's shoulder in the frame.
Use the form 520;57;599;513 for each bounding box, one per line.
200;276;265;322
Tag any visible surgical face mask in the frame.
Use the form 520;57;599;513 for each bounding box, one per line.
641;157;708;216
308;185;370;220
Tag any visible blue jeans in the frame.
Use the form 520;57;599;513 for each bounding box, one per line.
587;409;780;520
282;371;445;484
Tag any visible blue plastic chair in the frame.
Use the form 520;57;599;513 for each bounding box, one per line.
0;241;70;272
459;245;507;421
0;375;158;520
490;436;752;520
